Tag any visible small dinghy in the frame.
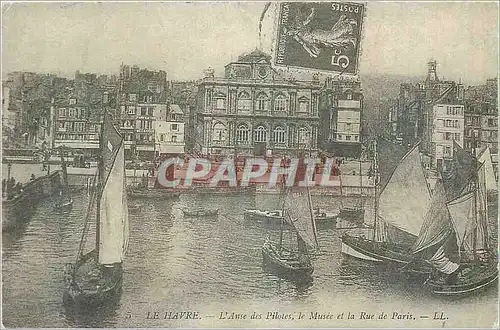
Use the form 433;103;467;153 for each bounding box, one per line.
182;208;219;217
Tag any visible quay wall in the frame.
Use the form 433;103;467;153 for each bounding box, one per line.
2;171;61;231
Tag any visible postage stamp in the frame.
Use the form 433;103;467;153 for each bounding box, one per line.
274;2;365;75
1;1;499;329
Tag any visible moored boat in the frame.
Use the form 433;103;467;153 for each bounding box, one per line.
127;188;181;199
415;142;498;296
341;138;433;276
182;208;219;217
262;175;319;280
245;208;337;227
64;113;129;307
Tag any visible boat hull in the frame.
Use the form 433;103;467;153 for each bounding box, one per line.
64;251;123;308
341;234;432;275
55;198;73;214
262;241;313;279
183;210;218;217
127;189;181;200
426;263;499;296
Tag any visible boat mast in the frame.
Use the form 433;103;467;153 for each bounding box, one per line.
95;112;106;260
358;153;363;207
372;139;378;242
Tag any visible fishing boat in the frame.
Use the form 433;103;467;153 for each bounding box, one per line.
127;187;181;199
413;142;498;295
64;113;129;307
262;176;319;279
182;208;219;217
245;208;337;226
338;158;365;225
55;148;73;214
341;138;433;274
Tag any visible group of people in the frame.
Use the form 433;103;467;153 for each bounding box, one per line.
2;174;36;200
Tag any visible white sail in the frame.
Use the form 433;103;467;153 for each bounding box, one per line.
429;245;460;275
464;163;489;252
378;145;431;237
283;187;318;249
98;130;129;265
447;192;474;249
478;147;497;192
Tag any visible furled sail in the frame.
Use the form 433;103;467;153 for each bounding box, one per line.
98;116;129;265
283;186;318;250
412;181;452;254
477;147;497;192
377;144;431;237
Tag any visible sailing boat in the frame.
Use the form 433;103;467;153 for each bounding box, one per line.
55;147;73;214
341;138;433;274
64;113;129;306
412;142;498;295
262;175;319;279
338;157;365;225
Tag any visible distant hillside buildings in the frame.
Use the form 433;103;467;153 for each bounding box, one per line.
390;61;498;175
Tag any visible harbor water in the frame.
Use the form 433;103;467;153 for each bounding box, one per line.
2;191;498;328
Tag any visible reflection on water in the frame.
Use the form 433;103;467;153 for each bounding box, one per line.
2;192;498;327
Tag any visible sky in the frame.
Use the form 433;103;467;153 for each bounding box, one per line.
2;1;499;85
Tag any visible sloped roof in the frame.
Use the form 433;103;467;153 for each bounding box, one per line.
170;104;184;114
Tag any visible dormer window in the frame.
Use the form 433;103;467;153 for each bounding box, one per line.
69;98;76;105
129;94;137;102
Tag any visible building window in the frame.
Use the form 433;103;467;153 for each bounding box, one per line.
466;117;472;125
346;123;352;132
141;107;147;116
212;122;227;143
337;134;342;140
346;93;352;100
69;98;76;105
444;146;452;156
214;93;226;110
171;123;178;131
254;125;267;143
148;107;154;116
445;132;452;140
274;94;288;112
454;133;460;141
256;92;268;111
237;91;251;112
273;126;286;144
129;94;137;102
346;135;351;141
354;135;358;140
236;124;250;143
171;135;177;143
128;106;136;115
488;118;496;127
160;134;164;142
298;127;310;145
297;97;309;113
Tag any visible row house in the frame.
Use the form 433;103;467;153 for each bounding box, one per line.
319;76;363;158
52;95;101;153
155;104;185;155
117;64;169;159
430;104;465;172
193;49;321;157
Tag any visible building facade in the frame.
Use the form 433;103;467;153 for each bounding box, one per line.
155;104;185;155
117;64;168;159
319;77;363;157
463;78;498;176
430;104;465;171
193;50;321;157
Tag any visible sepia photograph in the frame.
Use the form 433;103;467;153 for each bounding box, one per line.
1;1;499;328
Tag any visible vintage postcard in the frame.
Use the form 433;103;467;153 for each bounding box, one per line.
1;1;498;329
